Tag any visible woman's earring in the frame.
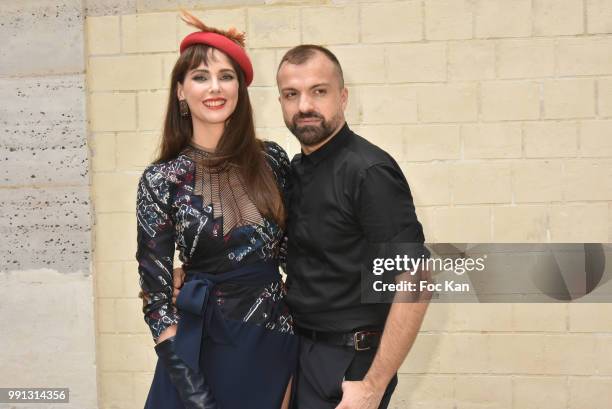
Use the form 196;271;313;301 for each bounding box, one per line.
179;99;190;117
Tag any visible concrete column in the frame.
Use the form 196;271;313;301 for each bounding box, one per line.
0;1;97;408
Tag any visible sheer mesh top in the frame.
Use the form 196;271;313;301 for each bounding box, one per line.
186;142;265;235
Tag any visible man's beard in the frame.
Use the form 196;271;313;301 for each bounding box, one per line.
287;111;340;147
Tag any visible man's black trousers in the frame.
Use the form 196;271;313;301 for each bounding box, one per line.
291;336;398;409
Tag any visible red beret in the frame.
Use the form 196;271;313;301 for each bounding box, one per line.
180;31;254;86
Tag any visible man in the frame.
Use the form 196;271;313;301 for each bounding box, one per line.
276;45;430;409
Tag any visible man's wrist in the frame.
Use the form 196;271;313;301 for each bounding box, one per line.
363;371;391;393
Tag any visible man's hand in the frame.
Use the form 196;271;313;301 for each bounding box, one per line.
172;265;186;305
335;378;385;409
138;290;150;311
337;267;430;409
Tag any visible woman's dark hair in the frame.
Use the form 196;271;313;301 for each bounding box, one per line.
155;44;285;227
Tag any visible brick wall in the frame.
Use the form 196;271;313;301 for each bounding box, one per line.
86;1;612;408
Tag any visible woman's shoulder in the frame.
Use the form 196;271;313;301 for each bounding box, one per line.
140;153;193;185
260;140;291;191
138;155;194;205
261;140;290;172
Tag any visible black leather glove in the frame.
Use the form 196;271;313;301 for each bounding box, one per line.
154;336;219;409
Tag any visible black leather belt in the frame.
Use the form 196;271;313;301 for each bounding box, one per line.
296;326;382;351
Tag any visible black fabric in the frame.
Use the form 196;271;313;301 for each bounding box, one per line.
286;122;429;332
292;336;398;409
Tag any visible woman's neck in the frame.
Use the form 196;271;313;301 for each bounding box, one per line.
191;120;224;152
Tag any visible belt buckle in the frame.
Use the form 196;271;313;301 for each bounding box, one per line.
353;331;371;351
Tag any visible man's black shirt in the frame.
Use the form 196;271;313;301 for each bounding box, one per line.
285;122;428;332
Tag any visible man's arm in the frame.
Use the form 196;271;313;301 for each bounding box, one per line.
336;269;431;409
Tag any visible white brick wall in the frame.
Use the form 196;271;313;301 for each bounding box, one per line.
86;2;612;408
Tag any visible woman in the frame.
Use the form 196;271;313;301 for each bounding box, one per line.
136;11;297;409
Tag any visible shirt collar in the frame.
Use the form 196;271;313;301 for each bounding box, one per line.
300;122;351;166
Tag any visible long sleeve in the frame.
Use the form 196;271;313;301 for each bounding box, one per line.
263;141;291;271
136;166;179;342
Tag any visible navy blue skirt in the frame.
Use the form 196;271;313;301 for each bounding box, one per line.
144;318;298;409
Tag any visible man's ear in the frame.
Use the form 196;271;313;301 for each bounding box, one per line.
340;87;349;112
